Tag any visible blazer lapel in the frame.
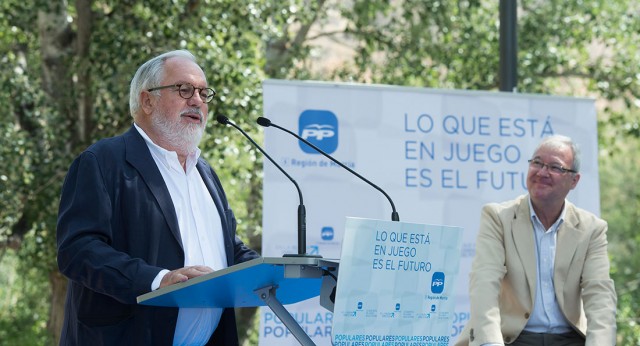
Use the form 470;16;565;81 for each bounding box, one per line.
553;203;580;303
123;126;183;249
512;198;537;302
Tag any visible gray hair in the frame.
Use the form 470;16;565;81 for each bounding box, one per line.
534;135;581;172
129;50;198;118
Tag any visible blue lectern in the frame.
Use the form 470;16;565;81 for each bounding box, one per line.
137;256;339;346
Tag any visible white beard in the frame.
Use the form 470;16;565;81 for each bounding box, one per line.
150;108;205;154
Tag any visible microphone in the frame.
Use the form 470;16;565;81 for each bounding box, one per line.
216;115;317;257
257;116;400;222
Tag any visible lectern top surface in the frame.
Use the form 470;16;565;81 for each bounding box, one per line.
137;257;336;308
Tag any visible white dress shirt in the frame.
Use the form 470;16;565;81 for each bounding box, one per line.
135;124;228;346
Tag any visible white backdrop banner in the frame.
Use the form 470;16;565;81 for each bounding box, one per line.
259;80;599;346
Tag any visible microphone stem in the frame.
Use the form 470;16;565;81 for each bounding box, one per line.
224;121;310;254
297;204;306;255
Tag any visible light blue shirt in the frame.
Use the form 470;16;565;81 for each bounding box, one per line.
525;198;573;334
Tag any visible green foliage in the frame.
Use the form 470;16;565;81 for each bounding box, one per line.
600;137;640;344
1;0;639;344
326;0;640;101
1;0;284;342
0;246;53;346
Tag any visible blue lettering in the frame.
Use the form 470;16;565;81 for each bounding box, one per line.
405;113;434;133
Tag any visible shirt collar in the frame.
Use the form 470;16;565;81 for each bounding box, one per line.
528;195;566;232
134;123;201;173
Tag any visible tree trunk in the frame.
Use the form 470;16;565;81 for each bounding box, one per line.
264;0;327;78
75;0;94;142
38;5;74;343
48;271;68;343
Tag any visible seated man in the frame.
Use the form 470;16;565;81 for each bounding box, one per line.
455;135;616;346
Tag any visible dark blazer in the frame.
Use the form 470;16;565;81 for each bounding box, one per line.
56;126;260;345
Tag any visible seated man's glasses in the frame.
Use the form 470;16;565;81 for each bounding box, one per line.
528;159;577;174
147;83;216;103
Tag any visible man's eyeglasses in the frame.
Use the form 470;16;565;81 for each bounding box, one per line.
147;83;216;103
528;159;577;174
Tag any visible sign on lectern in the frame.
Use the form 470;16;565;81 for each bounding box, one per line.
332;217;463;345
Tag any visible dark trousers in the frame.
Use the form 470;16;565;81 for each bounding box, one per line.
511;330;585;346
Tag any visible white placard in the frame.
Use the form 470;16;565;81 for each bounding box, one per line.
333;217;462;346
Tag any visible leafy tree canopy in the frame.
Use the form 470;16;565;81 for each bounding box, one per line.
0;0;638;344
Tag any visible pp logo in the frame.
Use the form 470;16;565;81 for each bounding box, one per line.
321;227;334;241
298;110;338;154
431;272;445;294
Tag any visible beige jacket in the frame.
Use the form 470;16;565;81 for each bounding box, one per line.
454;195;616;346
